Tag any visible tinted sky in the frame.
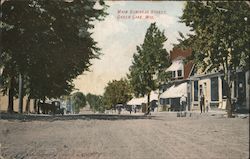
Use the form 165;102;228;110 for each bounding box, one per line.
73;1;191;95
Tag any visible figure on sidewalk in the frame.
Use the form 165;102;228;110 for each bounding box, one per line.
205;100;209;113
134;105;137;113
200;92;204;114
180;94;187;117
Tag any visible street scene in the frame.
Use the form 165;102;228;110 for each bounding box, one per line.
0;113;249;159
0;0;249;159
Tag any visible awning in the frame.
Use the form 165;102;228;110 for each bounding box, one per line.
127;91;159;105
127;97;146;105
166;60;183;72
160;82;187;98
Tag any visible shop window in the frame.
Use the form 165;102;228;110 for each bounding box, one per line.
160;98;164;105
166;98;170;104
160;98;170;105
211;77;219;101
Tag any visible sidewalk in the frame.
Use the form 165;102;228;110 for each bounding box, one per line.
151;110;249;119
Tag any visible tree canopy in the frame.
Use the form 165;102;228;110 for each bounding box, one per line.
178;1;249;72
86;93;104;113
128;23;170;105
178;1;250;117
71;92;86;114
103;78;132;109
1;0;107;112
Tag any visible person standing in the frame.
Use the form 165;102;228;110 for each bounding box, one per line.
200;92;204;114
180;95;187;117
205;100;209;113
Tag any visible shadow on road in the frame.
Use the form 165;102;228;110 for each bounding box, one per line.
0;113;153;122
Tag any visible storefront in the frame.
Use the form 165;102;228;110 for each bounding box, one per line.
159;82;187;111
188;70;249;112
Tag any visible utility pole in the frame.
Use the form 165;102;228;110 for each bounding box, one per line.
18;73;23;113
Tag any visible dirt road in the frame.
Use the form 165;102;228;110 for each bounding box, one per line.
0;114;249;159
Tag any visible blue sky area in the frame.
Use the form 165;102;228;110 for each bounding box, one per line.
73;1;191;95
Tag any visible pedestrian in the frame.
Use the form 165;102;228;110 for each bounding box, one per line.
205;100;209;113
200;93;204;114
180;94;187;117
145;105;151;115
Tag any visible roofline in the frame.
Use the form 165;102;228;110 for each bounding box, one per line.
188;71;223;80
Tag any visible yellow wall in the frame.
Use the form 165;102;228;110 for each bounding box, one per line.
0;94;35;112
191;76;224;110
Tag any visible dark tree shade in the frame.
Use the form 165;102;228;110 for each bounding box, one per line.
1;0;107;112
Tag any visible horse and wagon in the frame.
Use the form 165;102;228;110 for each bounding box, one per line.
38;101;64;115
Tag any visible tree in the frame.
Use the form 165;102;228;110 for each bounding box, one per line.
103;78;132;110
1;0;107;112
178;1;250;117
71;92;86;114
86;93;104;113
128;23;171;112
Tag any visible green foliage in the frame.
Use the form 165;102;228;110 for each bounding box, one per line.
1;0;108;107
178;1;249;73
178;1;250;117
128;23;171;101
103;78;132;109
71;92;86;114
86;93;104;113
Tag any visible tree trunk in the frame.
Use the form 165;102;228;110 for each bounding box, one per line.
225;72;233;118
7;77;14;113
146;92;151;114
25;96;31;113
33;99;37;113
37;99;41;114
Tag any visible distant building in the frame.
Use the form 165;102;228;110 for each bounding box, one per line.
127;91;159;113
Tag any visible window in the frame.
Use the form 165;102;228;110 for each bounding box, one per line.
172;71;175;78
166;98;170;104
160;98;164;105
177;70;182;77
194;81;198;101
160;98;170;105
211;77;219;101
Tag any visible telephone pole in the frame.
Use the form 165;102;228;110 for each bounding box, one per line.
18;74;23;113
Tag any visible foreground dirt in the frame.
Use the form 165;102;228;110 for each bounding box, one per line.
0;114;249;159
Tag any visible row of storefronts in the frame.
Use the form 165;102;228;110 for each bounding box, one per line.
158;70;249;112
127;48;249;113
158;48;249;112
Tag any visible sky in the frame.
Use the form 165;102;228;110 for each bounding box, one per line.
73;1;191;95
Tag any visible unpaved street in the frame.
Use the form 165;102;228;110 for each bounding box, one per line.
0;114;249;159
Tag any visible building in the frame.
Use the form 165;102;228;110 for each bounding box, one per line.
159;47;193;111
188;69;250;112
159;47;249;113
127;90;159;112
0;94;36;113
